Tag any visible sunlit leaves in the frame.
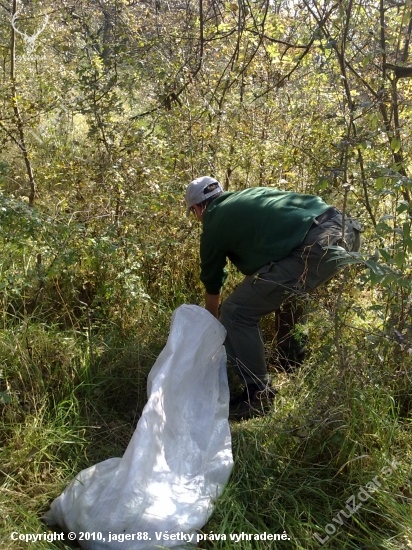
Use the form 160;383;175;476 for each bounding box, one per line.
390;138;401;153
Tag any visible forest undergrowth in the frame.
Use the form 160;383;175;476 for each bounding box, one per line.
1;195;411;550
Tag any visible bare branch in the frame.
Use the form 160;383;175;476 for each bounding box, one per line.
380;0;387;79
400;11;412;64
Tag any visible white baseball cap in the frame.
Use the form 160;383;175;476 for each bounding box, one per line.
185;176;223;216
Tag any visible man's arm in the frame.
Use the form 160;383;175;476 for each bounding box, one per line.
205;292;220;318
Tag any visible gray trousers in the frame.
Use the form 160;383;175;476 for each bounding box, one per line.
220;211;362;388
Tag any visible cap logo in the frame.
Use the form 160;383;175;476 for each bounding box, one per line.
204;183;220;194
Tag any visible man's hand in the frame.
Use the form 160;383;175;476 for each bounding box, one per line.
205;292;220;319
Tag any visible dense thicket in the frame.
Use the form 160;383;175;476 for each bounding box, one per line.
1;1;411;549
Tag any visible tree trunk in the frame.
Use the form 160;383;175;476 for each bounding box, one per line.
11;0;36;206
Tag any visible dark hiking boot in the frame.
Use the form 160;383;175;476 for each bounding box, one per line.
230;384;259;407
229;383;277;421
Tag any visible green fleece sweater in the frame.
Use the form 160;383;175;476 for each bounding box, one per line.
200;187;331;294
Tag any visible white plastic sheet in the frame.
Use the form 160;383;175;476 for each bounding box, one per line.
44;305;233;549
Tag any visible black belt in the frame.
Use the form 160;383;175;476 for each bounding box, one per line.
311;206;340;228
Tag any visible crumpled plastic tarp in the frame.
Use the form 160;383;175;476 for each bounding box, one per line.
44;305;233;549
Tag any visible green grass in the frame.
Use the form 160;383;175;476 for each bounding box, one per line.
1;310;411;550
204;368;412;549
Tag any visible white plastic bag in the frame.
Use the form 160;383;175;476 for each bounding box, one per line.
44;305;233;549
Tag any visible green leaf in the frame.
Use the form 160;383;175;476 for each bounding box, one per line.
369;270;382;286
362;54;372;68
394;251;405;269
397;201;409;214
382;273;397;285
405;238;412;253
379;248;393;263
376;177;385;189
369;113;378;129
390;138;401;153
0;391;11;404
